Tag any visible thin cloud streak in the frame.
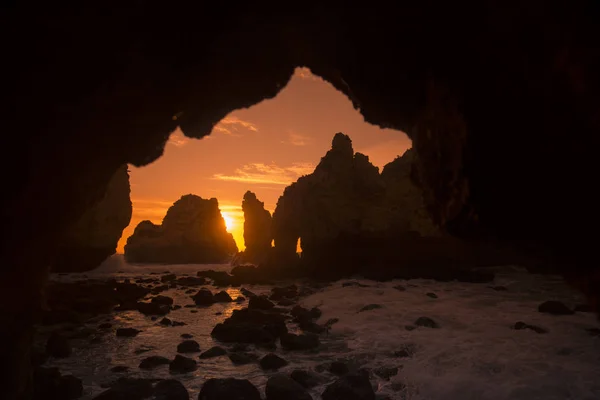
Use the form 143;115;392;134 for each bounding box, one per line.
286;132;312;146
167;130;191;147
212;116;258;137
213;162;315;185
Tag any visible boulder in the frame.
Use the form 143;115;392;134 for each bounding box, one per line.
211;308;287;345
169;355;197;373
322;372;375;400
265;374;312;400
153;379;189;400
260;353;288;370
124;195;238;264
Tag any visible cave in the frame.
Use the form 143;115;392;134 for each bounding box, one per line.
2;2;599;399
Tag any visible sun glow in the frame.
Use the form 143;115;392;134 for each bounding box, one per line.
222;212;236;231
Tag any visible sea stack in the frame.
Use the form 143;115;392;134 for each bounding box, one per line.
124;194;237;264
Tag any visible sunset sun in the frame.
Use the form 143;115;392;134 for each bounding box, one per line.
222;212;235;231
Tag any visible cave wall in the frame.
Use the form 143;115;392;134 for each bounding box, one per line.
1;2;599;398
51;164;132;273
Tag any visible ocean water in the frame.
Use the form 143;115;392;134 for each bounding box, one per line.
41;255;600;400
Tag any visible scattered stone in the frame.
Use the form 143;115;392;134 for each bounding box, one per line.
160;274;177;283
46;332;71;358
513;321;548;334
231;343;249;352
270;285;299;301
198;378;261;400
137;301;171;316
180;333;193;339
139;355;170;369
322;372;375;400
211;308;287;345
265;374;313;400
177;340;200;353
116;328;142;337
192;288;215;306
169;355;197;373
404;325;416;331
374;366;399;380
425;292;438;299
280;333;320;350
172;320;186;327
240;288;256;298
151;295;174;306
414;317;439;328
329;361;349;375
134;345;154;354
236;296;246;303
159;317;172;326
153;379;189;400
214;290;233;302
93;377;153;399
358;304;383;312
229;352;258;365
110;365;129;373
98;323;113;329
200;346;227;359
488;286;508;291
538;301;574;315
393;285;406;291
290;370;321;389
176;276;207;286
249;295;275;310
260;353;289;370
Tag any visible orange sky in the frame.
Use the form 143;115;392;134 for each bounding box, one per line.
116;68;412;253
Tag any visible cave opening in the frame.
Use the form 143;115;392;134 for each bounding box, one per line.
5;4;599;398
88;66;412;271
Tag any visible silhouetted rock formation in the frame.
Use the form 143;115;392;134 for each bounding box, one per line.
270;133;445;277
124;195;237;264
52;165;132;272
236;191;272;264
3;5;600;397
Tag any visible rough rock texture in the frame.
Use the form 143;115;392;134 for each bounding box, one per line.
52;165;132;272
276;134;438;244
236;191;273;264
2;3;600;398
124;195;237;264
269;134;441;277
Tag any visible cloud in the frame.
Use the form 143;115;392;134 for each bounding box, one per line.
294;67;323;82
167;130;190;147
285;132;312;146
213;162;315;185
212;116;258;137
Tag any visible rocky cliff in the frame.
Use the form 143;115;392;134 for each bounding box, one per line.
236;191;272;264
52;165;132;272
124;195;237;264
271;133;441;277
